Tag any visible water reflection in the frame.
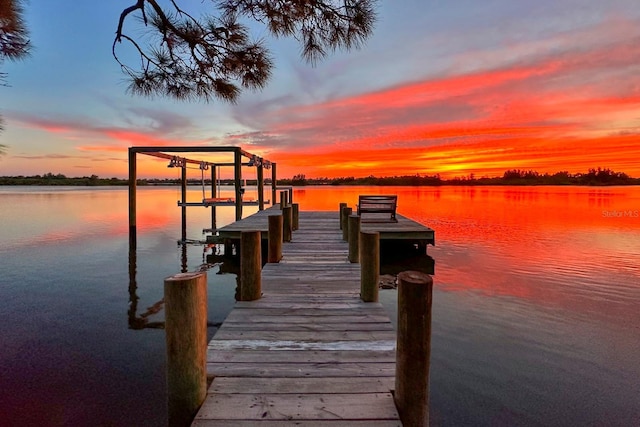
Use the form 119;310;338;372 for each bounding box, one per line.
126;231;229;330
3;185;637;426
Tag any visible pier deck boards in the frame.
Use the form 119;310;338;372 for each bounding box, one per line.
193;211;402;426
207;205;435;246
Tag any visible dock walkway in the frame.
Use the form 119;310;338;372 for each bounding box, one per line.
193;210;402;426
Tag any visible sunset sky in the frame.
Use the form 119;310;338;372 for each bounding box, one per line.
2;0;640;179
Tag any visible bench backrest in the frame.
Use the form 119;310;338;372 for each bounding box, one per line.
358;195;397;206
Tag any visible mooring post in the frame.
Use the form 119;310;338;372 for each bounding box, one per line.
359;231;379;302
288;187;293;205
339;202;347;229
341;207;352;241
164;272;207;427
257;164;265;210
395;270;433;427
234;149;243;221
283;205;293;242
181;164;187;243
128;148;137;238
280;190;288;209
292;203;299;231
268;214;283;263
210;166;217;230
240;231;261;301
348;214;361;263
271;162;277;205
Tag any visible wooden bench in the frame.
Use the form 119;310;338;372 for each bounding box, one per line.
357;195;398;222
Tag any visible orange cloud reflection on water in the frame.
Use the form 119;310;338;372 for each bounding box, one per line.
293;185;640;324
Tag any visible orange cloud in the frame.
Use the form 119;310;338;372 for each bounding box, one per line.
239;19;640;179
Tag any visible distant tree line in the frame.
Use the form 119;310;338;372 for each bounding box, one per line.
0;173;126;186
0;173;265;186
1;168;639;186
279;168;640;186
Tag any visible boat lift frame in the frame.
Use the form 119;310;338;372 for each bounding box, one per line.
128;146;277;242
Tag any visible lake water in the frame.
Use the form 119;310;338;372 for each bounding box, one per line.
0;185;638;426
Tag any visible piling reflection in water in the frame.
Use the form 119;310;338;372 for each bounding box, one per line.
127;230;228;330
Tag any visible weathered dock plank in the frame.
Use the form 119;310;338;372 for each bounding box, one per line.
195;393;399;420
208;205;435;246
193;210;402;425
207;377;396;394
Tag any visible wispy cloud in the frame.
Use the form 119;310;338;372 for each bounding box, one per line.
7;110;209;153
223;17;640;178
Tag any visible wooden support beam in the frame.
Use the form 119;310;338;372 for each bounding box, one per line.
240;231;262;301
165;272;207;427
395;271;433;427
128;148;137;236
271;162;277;205
292;203;299;231
360;231;379;302
268;215;283;263
339;202;347;229
234;150;243;221
181;165;187;242
210;166;217;230
341;207;352;241
348;214;361;263
283;206;293;242
280;190;288;209
257;165;264;210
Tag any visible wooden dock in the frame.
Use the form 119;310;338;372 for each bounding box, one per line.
193;210;403;426
206;206;435;248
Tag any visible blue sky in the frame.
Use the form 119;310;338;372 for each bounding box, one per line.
2;0;640;178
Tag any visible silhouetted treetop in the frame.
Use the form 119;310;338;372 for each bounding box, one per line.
0;0;30;62
114;0;377;102
1;0;30;148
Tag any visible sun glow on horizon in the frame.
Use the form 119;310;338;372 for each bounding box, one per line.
2;11;640;180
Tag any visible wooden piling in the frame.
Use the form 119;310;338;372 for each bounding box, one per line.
181;164;187;243
271;162;277;205
128;148;137;237
164;272;207;427
268;215;283;263
395;270;433;427
240;231;261;301
234;149;243;221
341;207;352;241
348;214;361;263
257;165;264;210
339;202;347;229
283;206;293;242
279;190;288;209
292;203;299;231
210;166;217;230
359;231;379;302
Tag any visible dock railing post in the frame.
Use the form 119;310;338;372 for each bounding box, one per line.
280;190;288;209
395;270;433;427
339;202;347;229
268;215;283;263
283;206;293;242
164;272;207;427
348;214;361;263
341;207;352;241
292;203;299;231
359;231;379;302
240;231;262;301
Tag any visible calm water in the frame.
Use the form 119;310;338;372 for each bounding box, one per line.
1;185;639;426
